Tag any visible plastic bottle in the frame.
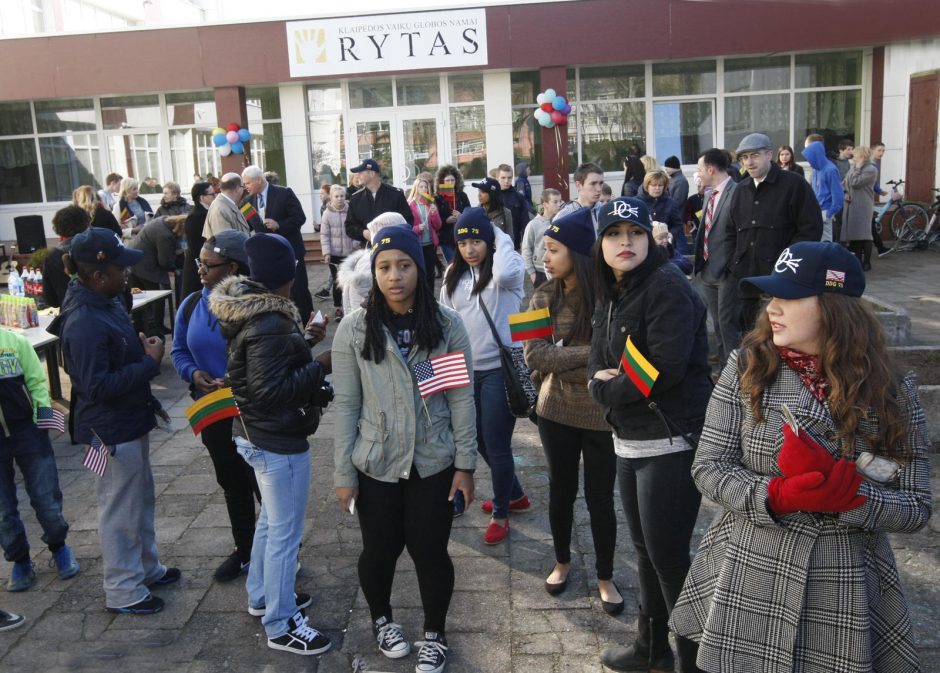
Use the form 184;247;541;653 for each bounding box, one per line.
34;269;44;308
8;265;23;297
24;268;34;297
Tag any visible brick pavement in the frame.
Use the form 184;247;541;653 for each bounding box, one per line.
1;253;938;673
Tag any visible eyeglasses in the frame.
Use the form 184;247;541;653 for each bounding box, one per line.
196;259;230;272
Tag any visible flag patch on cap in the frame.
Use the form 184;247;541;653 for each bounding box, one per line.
825;269;845;282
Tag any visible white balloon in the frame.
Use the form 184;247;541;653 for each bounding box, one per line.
536;93;547;105
220;143;232;157
544;88;556;100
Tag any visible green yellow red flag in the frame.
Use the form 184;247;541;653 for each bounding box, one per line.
621;335;659;397
185;387;241;435
508;307;553;342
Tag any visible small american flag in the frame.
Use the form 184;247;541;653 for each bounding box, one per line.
83;435;109;477
36;407;65;433
413;352;470;398
825;269;846;283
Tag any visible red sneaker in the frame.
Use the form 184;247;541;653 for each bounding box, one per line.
483;520;509;545
481;495;531;514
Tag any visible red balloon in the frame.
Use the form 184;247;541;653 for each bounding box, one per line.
551;110;567;125
540;102;553;113
227;122;239;132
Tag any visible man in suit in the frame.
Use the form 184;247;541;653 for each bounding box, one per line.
343;159;412;244
241;165;313;322
204;173;249;239
692;148;739;368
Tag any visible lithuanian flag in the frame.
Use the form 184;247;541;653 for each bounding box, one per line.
621;335;659;397
240;201;258;221
119;208;133;224
185;387;241;435
508;307;553;342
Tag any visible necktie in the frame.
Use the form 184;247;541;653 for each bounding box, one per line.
258;193;265;218
702;189;719;261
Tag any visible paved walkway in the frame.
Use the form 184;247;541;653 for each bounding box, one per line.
1;252;938;673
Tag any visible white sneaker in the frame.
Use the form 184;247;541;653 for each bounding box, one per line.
267;615;331;656
414;632;448;673
374;616;411;659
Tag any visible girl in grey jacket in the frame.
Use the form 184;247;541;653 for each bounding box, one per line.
332;227;476;673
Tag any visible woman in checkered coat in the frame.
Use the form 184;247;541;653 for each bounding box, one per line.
670;241;932;673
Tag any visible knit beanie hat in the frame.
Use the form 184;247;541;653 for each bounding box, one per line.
454;207;495;245
371;226;426;275
545;208;596;257
245;233;296;290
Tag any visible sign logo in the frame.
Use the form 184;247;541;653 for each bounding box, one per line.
287;9;488;78
825;268;845;288
610;200;639;221
774;248;802;274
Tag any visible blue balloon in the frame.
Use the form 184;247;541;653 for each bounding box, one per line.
230;140;245;154
552;96;566;111
237;128;251;143
212;133;227;147
563;103;572;115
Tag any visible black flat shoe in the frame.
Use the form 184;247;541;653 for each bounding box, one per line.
600;582;624;615
544;577;568;596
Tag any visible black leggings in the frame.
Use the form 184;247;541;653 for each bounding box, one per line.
356;466;455;633
421;245;437;291
201;417;261;561
328;256;345;308
538;417;617;579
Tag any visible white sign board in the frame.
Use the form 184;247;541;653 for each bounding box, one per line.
287;9;488;78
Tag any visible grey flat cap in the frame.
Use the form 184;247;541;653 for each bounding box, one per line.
736;133;773;154
207;229;249;264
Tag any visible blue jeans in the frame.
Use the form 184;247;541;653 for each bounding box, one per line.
473;368;523;519
236;437;309;638
439;244;456;264
0;422;69;563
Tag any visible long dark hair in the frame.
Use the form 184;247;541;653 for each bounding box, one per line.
739;293;910;462
361;274;444;364
444;241;494;298
776;145;798;171
482;188;504;217
593;229;664;304
623;155;645;183
546;251;595;343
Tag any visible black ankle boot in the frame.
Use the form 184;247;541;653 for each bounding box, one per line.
601;614;675;672
862;241;873;271
675;634;703;673
648;616;676;673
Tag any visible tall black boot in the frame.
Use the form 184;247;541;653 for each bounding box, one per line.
675;634;703;673
862;241;873;271
648;616;676;673
601;612;675;672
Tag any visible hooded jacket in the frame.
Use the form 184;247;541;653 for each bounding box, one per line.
209;275;325;453
48;281;160;445
0;329;55;438
803;141;844;219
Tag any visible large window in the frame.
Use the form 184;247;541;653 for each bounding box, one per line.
306;84;345;192
166;91;218;188
448;75;485;179
795;51;863;157
511;72;543;177
246;87;286;185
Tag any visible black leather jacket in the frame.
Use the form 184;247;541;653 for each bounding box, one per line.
210;276;324;453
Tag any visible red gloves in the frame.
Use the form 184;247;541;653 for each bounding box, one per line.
777;424;837;478
767;460;867;515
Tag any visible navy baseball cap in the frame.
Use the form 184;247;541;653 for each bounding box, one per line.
596;197;652;236
742;241;865;299
471;176;500;194
350;158;381;173
69;227;143;267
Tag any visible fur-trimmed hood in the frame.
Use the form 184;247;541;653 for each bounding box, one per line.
209;274;301;338
336;248;372;315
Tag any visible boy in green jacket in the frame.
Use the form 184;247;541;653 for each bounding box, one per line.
0;329;79;592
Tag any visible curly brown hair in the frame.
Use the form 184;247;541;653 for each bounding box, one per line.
434;164;464;195
739;293;910;462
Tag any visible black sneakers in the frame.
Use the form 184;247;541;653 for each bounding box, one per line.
214;552;249;583
0;610;25;631
106;593;165;615
248;592;312;617
374;615;411;659
267;612;332;656
414;632;448;673
147;567;181;588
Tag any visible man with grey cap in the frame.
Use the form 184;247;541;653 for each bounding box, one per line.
727;132;822;332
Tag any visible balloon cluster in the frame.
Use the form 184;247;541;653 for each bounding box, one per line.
212;123;252;157
534;89;572;128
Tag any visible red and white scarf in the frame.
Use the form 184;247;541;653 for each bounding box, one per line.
776;346;829;402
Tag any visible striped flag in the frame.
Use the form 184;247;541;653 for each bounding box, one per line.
83;435;109;477
621;335;660;397
119;208;133;224
185;387;241;435
36;407;65;433
438;183;456;210
413;352;470;398
240;201;258;221
508;307;553;342
417;192;435;206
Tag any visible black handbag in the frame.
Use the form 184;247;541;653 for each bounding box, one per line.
478;296;538;419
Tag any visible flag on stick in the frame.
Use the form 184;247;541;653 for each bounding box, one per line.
417;192;435;206
438;184;456;210
508;307;553;342
185;387;241;435
83;435;109;476
413;352;471;398
119;208;133;224
240;202;258;221
621;335;659;397
36;406;65;433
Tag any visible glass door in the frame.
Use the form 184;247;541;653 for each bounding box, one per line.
347;111;444;190
652;100;715;165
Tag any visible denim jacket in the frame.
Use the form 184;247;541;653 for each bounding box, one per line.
331;304;477;488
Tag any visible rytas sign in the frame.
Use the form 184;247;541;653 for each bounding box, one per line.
287;9;488;78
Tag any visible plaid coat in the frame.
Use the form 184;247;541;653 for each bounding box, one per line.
670;351;932;673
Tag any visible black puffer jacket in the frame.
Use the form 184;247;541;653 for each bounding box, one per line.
210;275;324;453
588;252;712;441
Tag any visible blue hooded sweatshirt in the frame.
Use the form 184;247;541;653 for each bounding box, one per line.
803;141;844;219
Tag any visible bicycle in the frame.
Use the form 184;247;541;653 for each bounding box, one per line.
870;180;927;236
888;186;939;253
